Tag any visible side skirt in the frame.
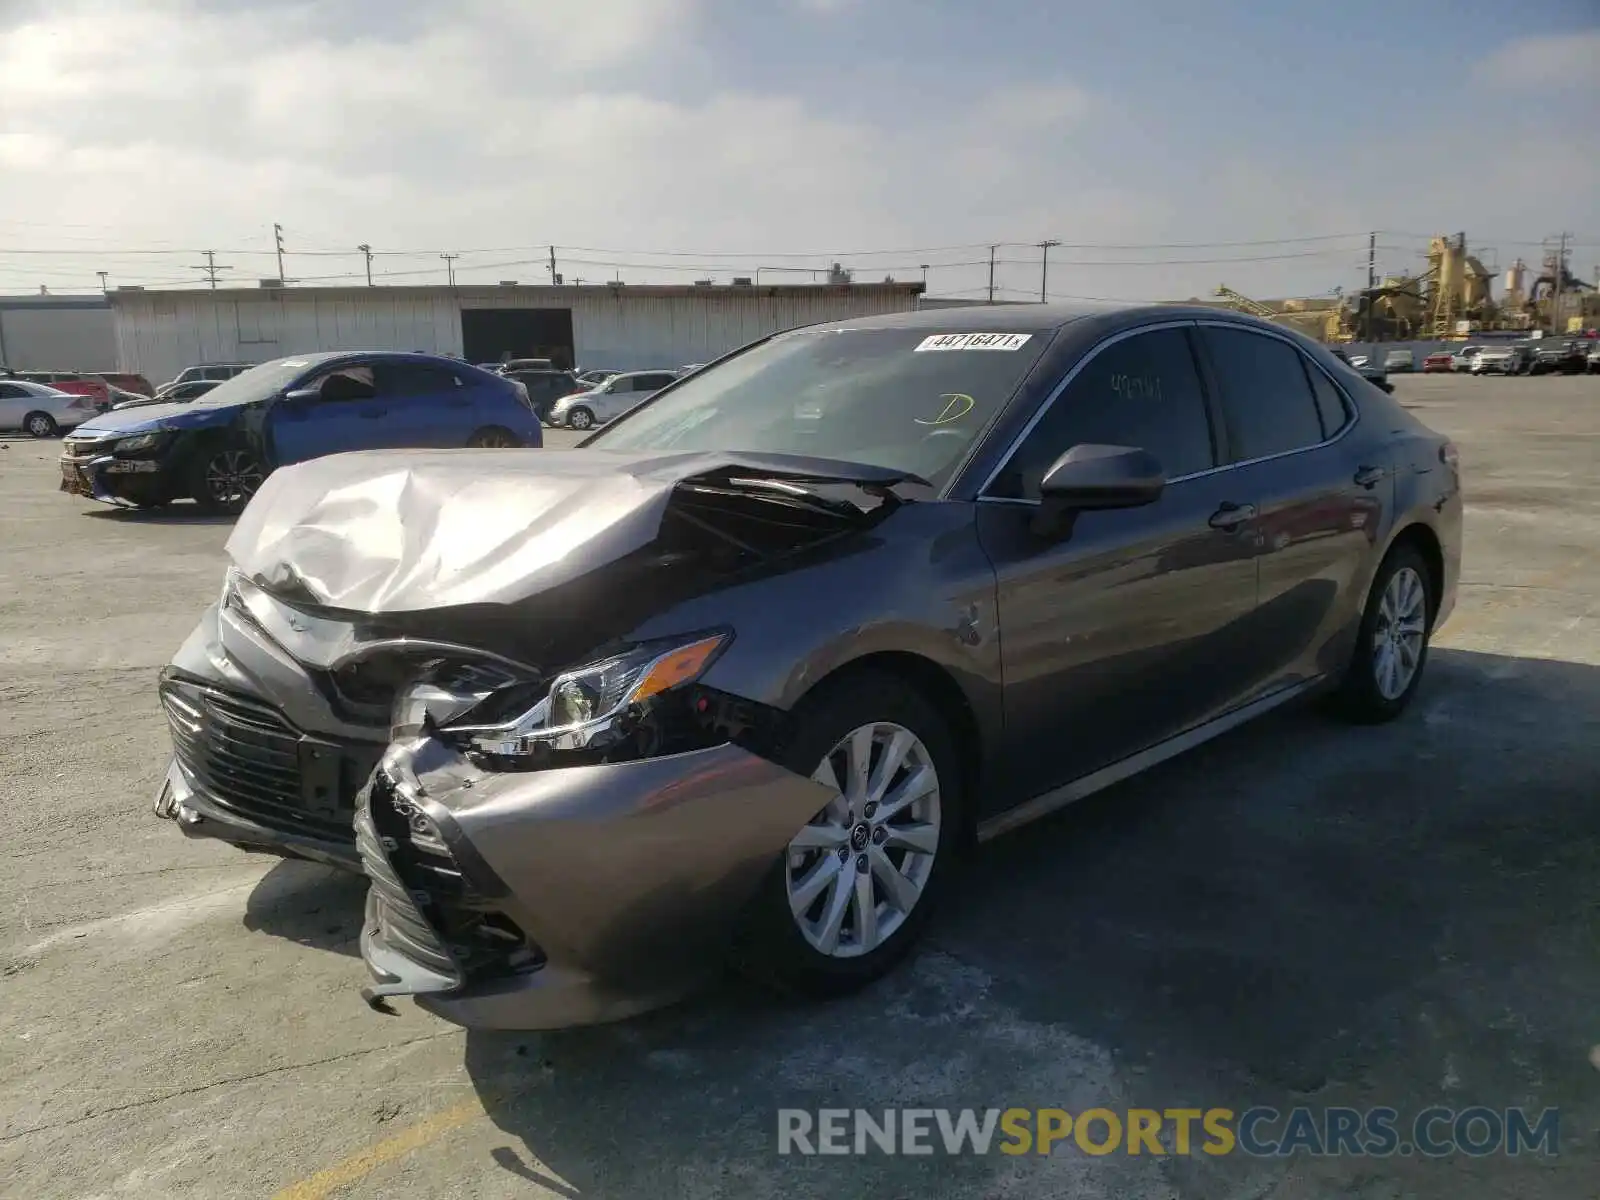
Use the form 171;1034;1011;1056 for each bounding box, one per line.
975;676;1326;842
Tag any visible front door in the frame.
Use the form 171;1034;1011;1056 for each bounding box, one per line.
976;324;1263;801
265;363;384;465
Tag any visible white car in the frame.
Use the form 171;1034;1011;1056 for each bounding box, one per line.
0;379;101;437
1451;345;1484;372
549;369;679;430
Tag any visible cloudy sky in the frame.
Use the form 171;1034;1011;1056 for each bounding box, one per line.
1;0;1596;302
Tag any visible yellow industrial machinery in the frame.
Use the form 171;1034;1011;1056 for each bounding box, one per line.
1212;285;1276;319
1426;233;1495;338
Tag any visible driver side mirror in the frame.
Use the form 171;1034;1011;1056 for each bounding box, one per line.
1031;444;1165;540
281;386;321;407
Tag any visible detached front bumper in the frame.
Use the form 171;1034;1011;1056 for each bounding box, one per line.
358;736;834;1030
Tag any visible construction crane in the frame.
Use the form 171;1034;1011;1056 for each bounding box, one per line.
1212;284;1277;319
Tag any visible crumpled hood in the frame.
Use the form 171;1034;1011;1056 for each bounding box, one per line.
227;447;918;613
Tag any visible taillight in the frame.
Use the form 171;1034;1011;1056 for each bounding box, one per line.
1439;441;1459;470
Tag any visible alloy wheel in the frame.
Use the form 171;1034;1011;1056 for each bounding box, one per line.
784;722;942;959
568;408;593;430
204;449;265;506
26;414;55;437
1372;566;1427;700
470;428;518;448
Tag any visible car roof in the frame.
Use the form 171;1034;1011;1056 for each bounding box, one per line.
793;301;1123;335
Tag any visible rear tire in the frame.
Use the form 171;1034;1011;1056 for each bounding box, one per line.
733;670;964;999
1330;543;1434;724
24;411;58;438
566;406;594;430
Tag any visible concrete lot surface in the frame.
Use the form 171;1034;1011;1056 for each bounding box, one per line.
2;379;1597;1198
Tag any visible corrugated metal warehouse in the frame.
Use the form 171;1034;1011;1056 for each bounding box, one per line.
0;295;117;372
107;282;926;383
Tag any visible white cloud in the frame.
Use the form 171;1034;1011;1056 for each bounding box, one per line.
1476;30;1600;90
0;2;1593;304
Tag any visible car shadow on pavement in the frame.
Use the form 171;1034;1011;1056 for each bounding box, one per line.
456;648;1600;1197
82;505;236;526
242;859;367;956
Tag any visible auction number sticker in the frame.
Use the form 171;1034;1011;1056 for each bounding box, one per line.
914;332;1033;352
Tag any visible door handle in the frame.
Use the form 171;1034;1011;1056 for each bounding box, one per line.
1208;501;1257;531
1353;464;1388;488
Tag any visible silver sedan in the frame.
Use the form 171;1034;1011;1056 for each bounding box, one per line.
0;378;101;437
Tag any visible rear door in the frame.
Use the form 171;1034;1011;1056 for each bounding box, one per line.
976;323;1264;799
1195;323;1381;688
371;361;473;447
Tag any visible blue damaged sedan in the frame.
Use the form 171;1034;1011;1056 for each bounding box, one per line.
59;351;543;514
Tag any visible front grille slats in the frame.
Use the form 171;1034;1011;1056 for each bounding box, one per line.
160;679;369;844
361;772;543;986
356;809;458;977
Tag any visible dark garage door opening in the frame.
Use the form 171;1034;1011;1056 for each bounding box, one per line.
461;308;575;369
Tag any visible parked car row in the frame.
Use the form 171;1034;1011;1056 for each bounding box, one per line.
1349;338;1600;379
122;305;1463;1034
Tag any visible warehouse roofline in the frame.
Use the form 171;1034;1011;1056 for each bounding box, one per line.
106;282;926;304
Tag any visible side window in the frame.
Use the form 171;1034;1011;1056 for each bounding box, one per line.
988;327;1215;500
310;365;377;402
1201;327;1326;461
0;384;22;398
377;363;460;395
1301;358;1350;440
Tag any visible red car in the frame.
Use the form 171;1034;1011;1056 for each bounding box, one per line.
13;371;112;407
96;372;155;398
1422;352;1454;374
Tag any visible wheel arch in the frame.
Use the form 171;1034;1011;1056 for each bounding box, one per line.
1383;521;1445;622
783;650;986;846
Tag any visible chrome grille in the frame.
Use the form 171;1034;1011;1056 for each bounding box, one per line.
160;678;376;843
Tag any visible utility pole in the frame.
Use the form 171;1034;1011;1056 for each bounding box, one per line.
1549;232;1568;333
919;263;929;289
273;223;286;283
358;244;374;287
548;245;558;285
1367;232;1377;290
189;249;234;289
96;270;109;293
440;253;458;288
1036;239;1061;303
987;245;997;304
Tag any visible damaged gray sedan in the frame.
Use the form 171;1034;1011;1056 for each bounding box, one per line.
155;304;1461;1029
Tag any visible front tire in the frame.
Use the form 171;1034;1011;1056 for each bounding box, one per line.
566;406;594;430
734;670;963;998
1330;543;1434;723
24;411;59;438
467;425;520;448
189;442;266;515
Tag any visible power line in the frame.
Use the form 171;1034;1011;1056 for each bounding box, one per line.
188;250;234;289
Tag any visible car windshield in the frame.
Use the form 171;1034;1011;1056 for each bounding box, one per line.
587;326;1051;486
180;356;331;408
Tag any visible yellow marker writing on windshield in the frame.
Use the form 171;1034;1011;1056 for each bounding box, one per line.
916;393;975;425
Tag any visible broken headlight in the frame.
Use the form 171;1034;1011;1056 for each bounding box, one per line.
446;631;730;756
